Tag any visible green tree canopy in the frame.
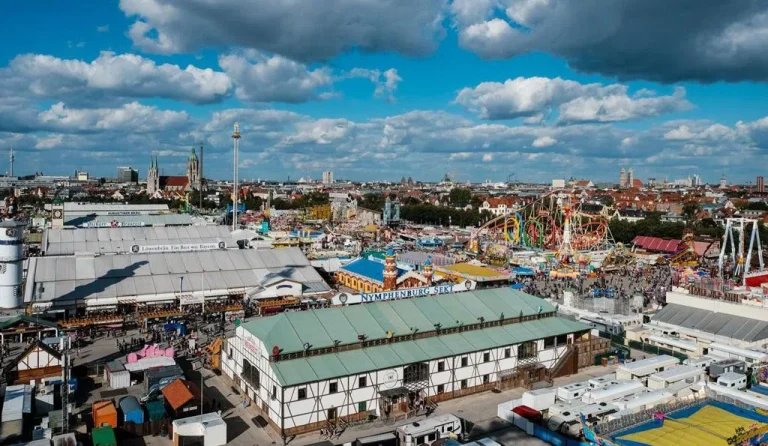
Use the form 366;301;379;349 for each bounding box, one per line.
449;188;473;207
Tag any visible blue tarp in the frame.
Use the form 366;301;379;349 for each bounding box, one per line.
512;267;535;276
532;424;590;446
163;322;187;336
510;283;525;289
119;396;144;424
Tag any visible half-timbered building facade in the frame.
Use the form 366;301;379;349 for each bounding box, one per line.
5;340;62;384
222;288;591;437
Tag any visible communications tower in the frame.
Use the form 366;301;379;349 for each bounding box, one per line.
231;123;240;231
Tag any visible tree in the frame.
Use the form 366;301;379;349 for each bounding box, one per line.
400;204;491;227
746;202;768;211
449;188;472;207
360;193;386;211
682;202;701;221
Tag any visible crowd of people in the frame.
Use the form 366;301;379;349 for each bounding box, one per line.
523;266;675;306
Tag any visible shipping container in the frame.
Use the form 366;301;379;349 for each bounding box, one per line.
92;400;118;429
104;361;130;390
521;388;556;411
92;426;117;446
146;400;167;422
144;365;184;392
119;396;145;424
172;412;227;446
1;385;32;445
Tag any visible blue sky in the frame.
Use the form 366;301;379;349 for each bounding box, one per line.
2;0;768;184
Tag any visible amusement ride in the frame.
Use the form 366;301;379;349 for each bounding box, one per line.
469;190;615;270
718;216;768;287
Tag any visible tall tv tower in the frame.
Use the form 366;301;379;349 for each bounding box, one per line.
231;123;240;231
9;147;14;177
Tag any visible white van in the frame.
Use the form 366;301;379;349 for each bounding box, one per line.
396;414;463;446
717;372;747;390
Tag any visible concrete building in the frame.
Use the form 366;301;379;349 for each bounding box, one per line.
117;167;139;184
322;171;334;185
758;176;765;193
221;288;591;436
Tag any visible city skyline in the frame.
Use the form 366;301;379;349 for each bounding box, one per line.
2;2;768;182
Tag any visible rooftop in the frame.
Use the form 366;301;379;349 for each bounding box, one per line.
435;263;509;281
27;247;330;304
268;316;586;386
652;303;768;343
339;257;407;284
620;355;679;373
242;288;589;386
651;365;703;381
45;203;170;213
43;226;237;256
64;213;194;228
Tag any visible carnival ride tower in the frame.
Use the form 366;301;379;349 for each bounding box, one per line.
557;200;576;264
719;217;766;286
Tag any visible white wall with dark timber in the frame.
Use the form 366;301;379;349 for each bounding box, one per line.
223;328;575;431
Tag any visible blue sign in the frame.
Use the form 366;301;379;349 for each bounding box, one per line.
226;203;246;213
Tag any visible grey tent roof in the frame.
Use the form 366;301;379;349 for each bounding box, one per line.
43;226;237;256
652;303;768;343
45;203;170;212
63;214;193;228
28;247;330;305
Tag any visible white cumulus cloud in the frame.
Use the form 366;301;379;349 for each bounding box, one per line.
532;136;557;147
6;51;232;104
455;77;690;123
218;51;333;104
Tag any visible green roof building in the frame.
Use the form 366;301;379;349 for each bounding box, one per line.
221;288;591;437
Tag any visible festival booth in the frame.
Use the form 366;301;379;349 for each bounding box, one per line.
512;267;535;277
550;269;579;279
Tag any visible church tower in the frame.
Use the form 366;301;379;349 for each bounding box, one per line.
187;147;200;190
147;156;159;195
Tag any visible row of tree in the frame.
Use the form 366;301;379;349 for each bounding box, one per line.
608;216;725;244
400;204;493;227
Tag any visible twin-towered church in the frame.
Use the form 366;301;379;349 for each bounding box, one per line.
146;147;201;195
